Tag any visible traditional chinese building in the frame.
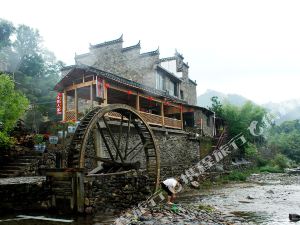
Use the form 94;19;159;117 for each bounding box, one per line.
55;35;216;136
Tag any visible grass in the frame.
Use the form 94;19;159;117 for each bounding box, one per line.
258;165;284;173
198;204;215;212
196;158;292;190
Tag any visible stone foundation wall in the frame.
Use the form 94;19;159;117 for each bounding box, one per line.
153;129;200;179
84;170;151;212
0;177;49;213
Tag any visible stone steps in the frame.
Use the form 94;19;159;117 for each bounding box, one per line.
0;153;42;178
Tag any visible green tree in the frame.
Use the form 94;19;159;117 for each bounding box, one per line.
222;101;266;142
210;98;267;158
209;96;223;117
0;19;15;50
0;73;29;149
13;24;42;58
1;19;64;131
268;120;300;162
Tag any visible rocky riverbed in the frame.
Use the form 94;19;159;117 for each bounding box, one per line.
113;172;300;225
114;203;246;225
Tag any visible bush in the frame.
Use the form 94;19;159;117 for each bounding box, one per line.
245;143;258;158
227;170;249;181
33;134;44;144
256;156;268;167
272;153;290;169
0;131;15;150
259;165;283;173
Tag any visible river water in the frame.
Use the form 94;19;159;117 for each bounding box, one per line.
0;173;299;225
180;173;300;225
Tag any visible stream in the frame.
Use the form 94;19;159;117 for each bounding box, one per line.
180;173;300;224
0;173;299;224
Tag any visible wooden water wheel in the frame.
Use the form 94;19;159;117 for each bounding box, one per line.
67;104;160;190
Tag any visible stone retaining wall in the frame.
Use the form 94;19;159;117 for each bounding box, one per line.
84;170;151;212
0;177;49;213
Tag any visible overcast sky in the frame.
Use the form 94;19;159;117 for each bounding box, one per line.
2;0;300;104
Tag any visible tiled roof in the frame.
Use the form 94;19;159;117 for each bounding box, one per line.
56;64;187;104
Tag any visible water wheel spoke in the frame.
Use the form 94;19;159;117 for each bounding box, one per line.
125;141;142;159
96;122;115;161
102;116;124;163
116;115;124;160
129;141;149;161
124;113;132;158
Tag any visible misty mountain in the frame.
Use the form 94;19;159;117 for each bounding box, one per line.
197;89;249;108
197;89;300;123
263;99;300;124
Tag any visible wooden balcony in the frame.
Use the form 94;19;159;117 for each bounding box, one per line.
139;112;163;127
164;117;182;129
66;109;182;129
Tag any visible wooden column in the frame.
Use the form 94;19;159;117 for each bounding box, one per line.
90;84;93;108
63;90;67;121
104;81;108;105
74;88;78;121
136;92;140;111
180;104;183;130
161;102;165;126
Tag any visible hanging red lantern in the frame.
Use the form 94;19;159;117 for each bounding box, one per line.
147;96;154;101
105;83;110;88
127;90;132;95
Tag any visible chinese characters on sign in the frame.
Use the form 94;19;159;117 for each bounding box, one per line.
56;93;62;115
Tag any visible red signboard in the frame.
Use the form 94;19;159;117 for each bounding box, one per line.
56;93;62;115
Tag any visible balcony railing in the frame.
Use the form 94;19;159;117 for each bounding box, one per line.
66;110;76;121
139;111;163;126
164;117;182;129
65;109;182;130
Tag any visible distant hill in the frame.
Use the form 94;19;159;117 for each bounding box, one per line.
197;90;300;124
197;89;249;108
263;99;300;124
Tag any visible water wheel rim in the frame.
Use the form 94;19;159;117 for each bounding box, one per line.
68;104;160;191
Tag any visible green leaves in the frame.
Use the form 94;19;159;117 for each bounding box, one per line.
0;74;29;149
0;19;15;50
0;74;29;132
1;18;65;132
268;120;300;162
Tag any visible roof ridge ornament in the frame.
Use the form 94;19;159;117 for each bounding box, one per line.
89;34;124;49
140;47;160;57
122;40;141;52
175;49;184;59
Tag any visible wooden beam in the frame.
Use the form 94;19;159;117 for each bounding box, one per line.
110;84;137;95
90;84;93;108
136;92;140;111
139;93;162;103
161;102;165;126
180;104;183;130
65;80;96;92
